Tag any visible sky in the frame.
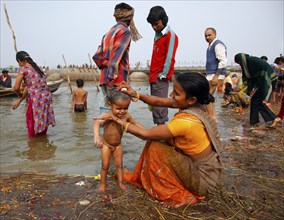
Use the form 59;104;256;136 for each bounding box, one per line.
1;0;283;69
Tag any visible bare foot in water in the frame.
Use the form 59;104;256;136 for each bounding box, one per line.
160;197;198;208
97;184;106;193
118;182;127;191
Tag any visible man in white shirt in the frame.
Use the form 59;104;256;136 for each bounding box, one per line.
205;27;227;122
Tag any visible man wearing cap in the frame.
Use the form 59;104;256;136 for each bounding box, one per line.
0;70;12;88
98;2;141;104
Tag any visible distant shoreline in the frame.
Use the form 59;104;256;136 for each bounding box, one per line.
7;66;242;81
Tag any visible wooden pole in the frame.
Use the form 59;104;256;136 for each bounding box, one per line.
4;3;18;53
88;53;100;91
62;54;73;94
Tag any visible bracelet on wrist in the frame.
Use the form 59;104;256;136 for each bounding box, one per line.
131;91;140;102
123;122;131;132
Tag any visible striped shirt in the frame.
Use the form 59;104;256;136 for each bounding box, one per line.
99;22;131;87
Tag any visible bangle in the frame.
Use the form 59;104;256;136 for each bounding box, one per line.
131;91;140;102
123;122;130;132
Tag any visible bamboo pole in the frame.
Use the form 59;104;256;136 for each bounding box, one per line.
88;53;100;91
62;54;73;94
4;3;18;53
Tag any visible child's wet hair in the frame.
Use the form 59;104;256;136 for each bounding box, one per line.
107;87;131;104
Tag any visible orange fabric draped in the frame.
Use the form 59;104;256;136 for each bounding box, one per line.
124;141;198;204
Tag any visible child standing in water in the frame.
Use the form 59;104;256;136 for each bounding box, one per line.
93;88;142;193
70;79;88;112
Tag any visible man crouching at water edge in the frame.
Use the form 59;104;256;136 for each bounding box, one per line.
93;88;143;193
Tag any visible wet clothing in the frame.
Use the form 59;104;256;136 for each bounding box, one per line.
99;22;131;88
235;53;277;125
74;104;86;112
124;108;223;203
20;66;55;136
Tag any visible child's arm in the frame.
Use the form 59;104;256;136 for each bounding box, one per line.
93;112;112;148
126;113;145;128
93;117;104;148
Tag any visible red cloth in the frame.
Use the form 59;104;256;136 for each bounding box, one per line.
26;98;35;137
149;28;178;83
278;94;284;119
26;98;47;137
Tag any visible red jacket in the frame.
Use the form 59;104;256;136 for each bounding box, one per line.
149;26;178;83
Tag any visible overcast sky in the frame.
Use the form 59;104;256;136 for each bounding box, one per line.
1;0;283;68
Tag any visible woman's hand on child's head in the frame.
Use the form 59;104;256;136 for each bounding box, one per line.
118;81;137;97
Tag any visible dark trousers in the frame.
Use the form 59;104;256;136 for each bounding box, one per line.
250;74;276;125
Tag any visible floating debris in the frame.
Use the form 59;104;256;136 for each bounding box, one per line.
75;181;85;186
79;199;90;205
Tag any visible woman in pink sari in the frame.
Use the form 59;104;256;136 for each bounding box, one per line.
13;51;55;137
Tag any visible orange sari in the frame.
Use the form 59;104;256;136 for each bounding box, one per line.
124;108;223;204
124;141;198;204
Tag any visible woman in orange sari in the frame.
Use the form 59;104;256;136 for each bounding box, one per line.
113;72;223;208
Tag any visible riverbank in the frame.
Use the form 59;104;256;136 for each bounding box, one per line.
6;66;242;82
1;101;283;219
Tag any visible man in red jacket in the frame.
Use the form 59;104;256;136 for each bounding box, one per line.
147;6;178;125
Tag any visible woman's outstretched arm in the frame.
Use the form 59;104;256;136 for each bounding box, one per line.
118;81;175;108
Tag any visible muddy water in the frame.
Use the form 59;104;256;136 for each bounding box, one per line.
0;81;233;176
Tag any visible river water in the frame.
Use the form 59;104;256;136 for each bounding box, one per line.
0;81;233;176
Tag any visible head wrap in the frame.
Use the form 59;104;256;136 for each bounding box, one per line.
113;8;142;42
235;53;251;78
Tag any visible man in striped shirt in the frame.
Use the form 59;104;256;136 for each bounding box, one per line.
147;6;179;125
205;27;227;122
99;2;141;106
